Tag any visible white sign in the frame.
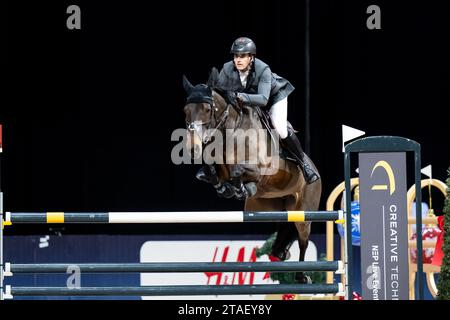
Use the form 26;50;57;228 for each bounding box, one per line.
140;240;317;300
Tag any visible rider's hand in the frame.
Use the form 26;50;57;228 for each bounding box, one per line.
226;91;239;106
236;92;249;104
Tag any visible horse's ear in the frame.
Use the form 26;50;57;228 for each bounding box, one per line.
207;67;219;87
182;75;194;94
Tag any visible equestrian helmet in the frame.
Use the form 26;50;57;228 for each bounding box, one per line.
230;37;256;55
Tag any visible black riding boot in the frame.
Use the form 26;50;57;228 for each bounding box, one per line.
281;132;320;184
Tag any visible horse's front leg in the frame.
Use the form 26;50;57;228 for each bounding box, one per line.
196;164;220;185
196;164;236;198
228;164;258;200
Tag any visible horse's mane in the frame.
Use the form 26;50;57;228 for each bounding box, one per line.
183;68;240;107
206;67;220;88
211;87;232;105
206;67;232;105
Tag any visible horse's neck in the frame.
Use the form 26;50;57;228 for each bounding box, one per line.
211;90;265;130
222;104;279;170
224;104;241;129
240;106;264;130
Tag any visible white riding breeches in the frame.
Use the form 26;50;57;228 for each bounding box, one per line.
269;97;288;139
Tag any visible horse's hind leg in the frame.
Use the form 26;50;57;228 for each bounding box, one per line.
294;221;312;283
246;197;297;260
244;197;295;259
290;177;322;283
283;194;312;283
270;222;297;260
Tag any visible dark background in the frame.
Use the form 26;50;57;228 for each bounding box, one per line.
2;0;449;236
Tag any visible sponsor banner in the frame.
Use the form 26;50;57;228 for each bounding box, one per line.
359;152;409;300
140;240;317;300
4;235;322;299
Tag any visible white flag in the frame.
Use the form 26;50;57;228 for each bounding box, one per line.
342;125;365;152
421;165;432;179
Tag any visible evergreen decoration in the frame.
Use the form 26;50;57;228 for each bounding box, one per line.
437;166;450;300
256;232;327;284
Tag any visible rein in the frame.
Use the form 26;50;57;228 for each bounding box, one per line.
186;88;242;145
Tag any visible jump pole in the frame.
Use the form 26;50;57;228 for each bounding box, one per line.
5;283;344;297
5;210;344;224
5;261;344;274
0;124;348;299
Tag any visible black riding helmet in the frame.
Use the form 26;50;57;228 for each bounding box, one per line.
230;37;256;55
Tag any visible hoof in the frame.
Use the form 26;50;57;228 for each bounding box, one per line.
245;182;257;197
295;273;312;284
196;169;210;183
232;182;257;200
305;275;312;284
232;184;248;201
234;192;247;201
216;183;235;199
196;166;219;185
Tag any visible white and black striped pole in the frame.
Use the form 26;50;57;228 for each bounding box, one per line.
5;210;344;224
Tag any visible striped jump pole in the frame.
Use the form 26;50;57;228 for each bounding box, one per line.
5;210;344;224
4;283;344;298
4;261;344;274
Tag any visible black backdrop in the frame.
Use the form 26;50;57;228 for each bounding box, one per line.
2;0;449;235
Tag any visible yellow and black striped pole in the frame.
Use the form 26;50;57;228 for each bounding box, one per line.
5;210;344;224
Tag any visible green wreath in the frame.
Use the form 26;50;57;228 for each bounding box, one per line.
437;166;450;300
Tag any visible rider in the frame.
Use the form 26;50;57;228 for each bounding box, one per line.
198;36;319;184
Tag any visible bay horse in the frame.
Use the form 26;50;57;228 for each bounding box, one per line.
182;69;322;283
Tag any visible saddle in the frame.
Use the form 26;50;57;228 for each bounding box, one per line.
252;104;299;164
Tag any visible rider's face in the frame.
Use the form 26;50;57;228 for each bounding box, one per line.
234;53;253;72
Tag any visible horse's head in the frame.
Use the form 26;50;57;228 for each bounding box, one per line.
182;69;228;159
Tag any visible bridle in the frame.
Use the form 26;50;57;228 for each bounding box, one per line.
186;87;239;144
